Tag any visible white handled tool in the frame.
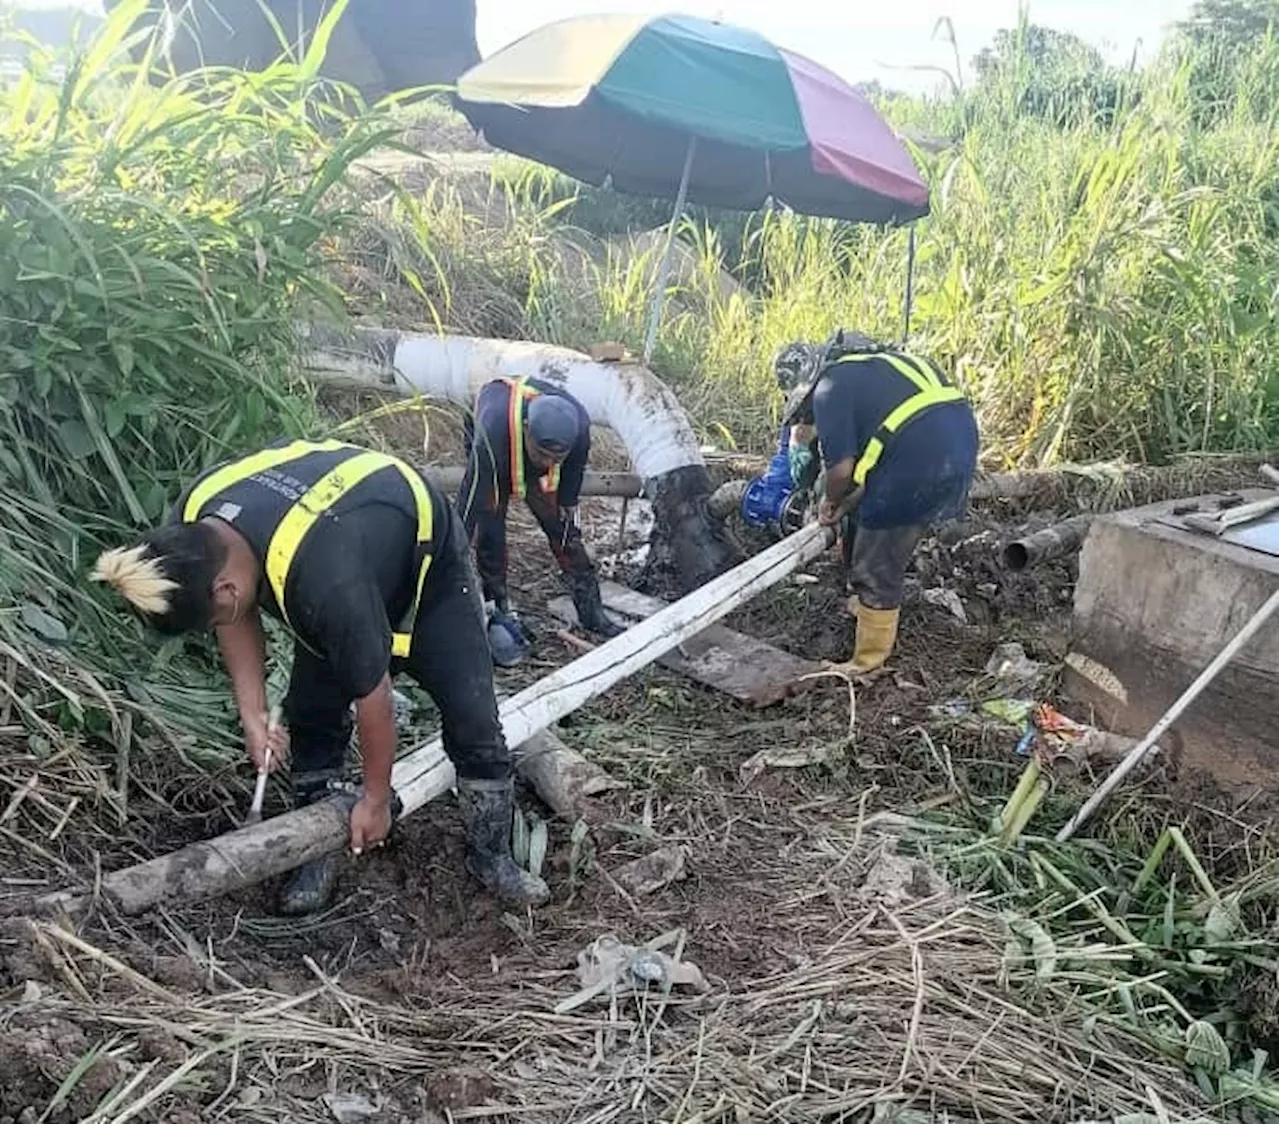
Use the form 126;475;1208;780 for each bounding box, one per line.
245;703;282;826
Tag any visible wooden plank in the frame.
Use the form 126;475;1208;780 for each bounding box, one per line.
549;580;821;708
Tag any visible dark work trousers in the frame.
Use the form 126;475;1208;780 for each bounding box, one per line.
842;521;927;610
286;509;511;794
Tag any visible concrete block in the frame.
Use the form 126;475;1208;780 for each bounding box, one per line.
1064;490;1278;788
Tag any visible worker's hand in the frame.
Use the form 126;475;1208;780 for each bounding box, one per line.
349;793;393;855
244;714;289;773
817;497;843;526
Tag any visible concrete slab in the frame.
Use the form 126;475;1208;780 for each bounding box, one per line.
1064;489;1278;789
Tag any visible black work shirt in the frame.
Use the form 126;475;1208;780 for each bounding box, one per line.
464;378;591;511
810;355;979;530
173;453;446;700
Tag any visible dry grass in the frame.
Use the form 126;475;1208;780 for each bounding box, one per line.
5;814;1211;1124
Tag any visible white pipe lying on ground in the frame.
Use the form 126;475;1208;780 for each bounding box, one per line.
41;522;834;915
301;325;704;483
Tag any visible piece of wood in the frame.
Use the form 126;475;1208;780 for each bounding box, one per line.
548;581;821;708
425;465;643;498
513;729;624;821
41;522;836;915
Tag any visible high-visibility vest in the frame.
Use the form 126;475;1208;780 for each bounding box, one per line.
181;439;434;660
500;377;561;500
825;351;968;487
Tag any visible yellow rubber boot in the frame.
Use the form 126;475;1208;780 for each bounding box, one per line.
831;601;900;676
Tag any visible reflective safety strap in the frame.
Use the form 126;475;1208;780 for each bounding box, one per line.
853;385;967;486
182;439;435;663
181;439;349;523
389;464;435;659
264;452;405;635
833;351;945;393
502;378;561;501
823;351;965;488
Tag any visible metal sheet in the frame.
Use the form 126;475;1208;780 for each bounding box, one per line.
1151;507;1280;557
1220;511;1280;557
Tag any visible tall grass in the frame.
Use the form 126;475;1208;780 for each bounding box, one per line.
0;0;397;785
408;31;1279;464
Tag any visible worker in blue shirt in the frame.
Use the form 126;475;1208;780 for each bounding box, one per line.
776;331;979;674
457;377;623;648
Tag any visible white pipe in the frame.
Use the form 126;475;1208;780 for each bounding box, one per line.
393;520;832;810
300;326;706;485
1055;588;1280;842
643;135;697;364
55;522;833;913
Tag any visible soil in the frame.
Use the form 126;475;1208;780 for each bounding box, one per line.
0;418;1275;1122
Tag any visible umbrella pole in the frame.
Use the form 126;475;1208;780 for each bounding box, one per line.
901;223;917;342
642;136;698;363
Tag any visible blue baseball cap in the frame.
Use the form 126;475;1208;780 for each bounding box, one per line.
526;394;581;455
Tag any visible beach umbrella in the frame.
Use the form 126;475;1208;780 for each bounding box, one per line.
455;13;929;360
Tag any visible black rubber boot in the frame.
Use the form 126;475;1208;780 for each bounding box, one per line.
278;769;343;916
569;570;624;638
457;777;550;906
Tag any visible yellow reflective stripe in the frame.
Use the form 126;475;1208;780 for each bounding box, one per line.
390;463;435;659
502;377;561;500
507;379;526;500
852;385;967;486
264;451;398;632
181;439;350;522
834;351;941;393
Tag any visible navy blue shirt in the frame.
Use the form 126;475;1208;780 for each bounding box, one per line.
809;355;979;530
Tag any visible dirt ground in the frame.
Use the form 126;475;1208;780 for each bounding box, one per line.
0;424;1276;1123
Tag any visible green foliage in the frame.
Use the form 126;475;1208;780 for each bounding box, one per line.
971;20;1136;128
467;31;1276;465
0;0;397;778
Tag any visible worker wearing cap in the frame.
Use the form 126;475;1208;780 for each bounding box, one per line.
90;439;549;915
457;377;623;641
777;331;979;674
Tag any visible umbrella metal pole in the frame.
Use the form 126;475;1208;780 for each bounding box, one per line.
643;135;698;363
902;224;917;342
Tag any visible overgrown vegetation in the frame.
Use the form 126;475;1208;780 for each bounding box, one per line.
354;8;1279;465
0;3;1276;1118
0;0;397;778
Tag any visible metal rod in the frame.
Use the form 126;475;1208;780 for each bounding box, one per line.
643;135;697;363
902;224;917;342
1056;588;1280;842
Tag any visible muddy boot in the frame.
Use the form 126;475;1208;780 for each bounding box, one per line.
827;600;900;679
569;570;624;638
278;769;343;916
457;777;550;906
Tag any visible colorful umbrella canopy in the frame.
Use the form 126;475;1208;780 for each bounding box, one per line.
454;12;929;226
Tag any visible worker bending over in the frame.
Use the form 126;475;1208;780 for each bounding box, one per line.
777;330;979;674
457;377;622;644
91;439;548;915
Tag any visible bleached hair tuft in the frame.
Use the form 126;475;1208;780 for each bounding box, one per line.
90;544;179;616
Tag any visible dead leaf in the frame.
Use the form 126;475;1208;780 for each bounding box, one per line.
739;744;831;784
614;844;687;896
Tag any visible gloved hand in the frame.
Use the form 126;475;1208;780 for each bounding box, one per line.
483;580;510;615
487;608;532;667
787;443;814;488
570;571;624;638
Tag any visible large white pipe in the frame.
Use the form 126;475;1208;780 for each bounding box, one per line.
300;324;741;590
301;325;704;482
42;522;832;915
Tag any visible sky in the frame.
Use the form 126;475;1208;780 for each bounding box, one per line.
14;0;1198;94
